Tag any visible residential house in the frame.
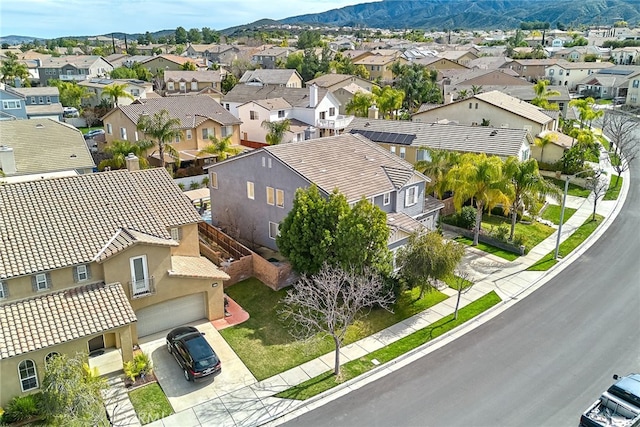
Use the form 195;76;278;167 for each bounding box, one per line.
544;60;615;91
0;83;27;120
37;55;113;84
164;70;226;95
0;119;95;182
8;86;63;120
610;47;640;65
135;44;171;56
102;95;242;167
442;69;530;100
413;56;469;73
412;90;558;136
531;129;574;165
354;55;407;82
251;47;294;69
626;71;640;106
0;167;228;407
138;54;206;75
78;78;154;107
239;69;303;88
438;50;478;67
185;44;242;66
467;56;511;70
548;46;608;62
576;66;640;100
344;117;533;163
224;84;352;141
500;59;558;82
305;73;377;115
205;133;442;252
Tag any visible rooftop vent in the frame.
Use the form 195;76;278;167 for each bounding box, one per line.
490;130;498;136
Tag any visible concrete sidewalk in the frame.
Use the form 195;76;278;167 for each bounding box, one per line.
143;160;628;427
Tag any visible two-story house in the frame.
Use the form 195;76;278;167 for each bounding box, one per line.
0;83;27;120
11;86;63;120
185;44;242;66
500;58;558;82
0;166;228;408
102;95;242;167
305;73;377;115
610;47;640;66
138;54;207;75
353;55;407;82
164;70;226;95
576;66;640;100
0;119;95;182
251;47;294;69
78;78;154;107
412;90;558;137
225;84;352;142
239;69;303;88
205;133;442;253
37;55;113;84
544;60;615;91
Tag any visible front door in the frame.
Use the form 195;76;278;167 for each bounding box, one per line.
130;255;149;296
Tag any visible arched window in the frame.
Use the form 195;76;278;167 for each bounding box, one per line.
45;352;59;365
18;360;38;391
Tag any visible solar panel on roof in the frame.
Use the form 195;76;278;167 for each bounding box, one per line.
350;129;416;145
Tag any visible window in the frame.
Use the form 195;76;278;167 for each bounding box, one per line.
45;352;59;365
404;186;418;207
120;127;127;140
0;281;7;299
399;147;406;159
276;189;284;208
475;103;478;109
633;80;640;88
262;157;266;167
170;227;181;241
278;110;285;118
75;264;89;282
46;96;51;104
469;102;473;109
30;96;36;104
559;69;564;75
221;125;232;138
34;273;49;291
167;82;175;91
186;129;192;140
179;82;186;91
202;128;214;139
130;255;149;296
329;107;335;116
247;181;254;199
131;89;139;96
191;81;198;90
390;146;396;154
39;97;44;104
19;360;38;391
225;103;230;111
319;111;326;120
268;222;279;239
383;192;391;206
250;110;259;120
268;158;272;168
210;172;218;189
174;134;181;143
266;187;275;205
2;100;21;109
106;123;112;134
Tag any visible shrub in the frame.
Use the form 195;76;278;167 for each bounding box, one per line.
189;181;200;190
3;394;41;423
489;223;510;242
177;183;185;191
512;233;527;247
124;352;153;382
458;206;477;229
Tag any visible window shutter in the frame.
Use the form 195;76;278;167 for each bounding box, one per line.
73;266;79;283
86;265;92;280
31;276;37;292
45;272;52;289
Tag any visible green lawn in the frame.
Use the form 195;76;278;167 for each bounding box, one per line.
544;177;591;198
221;278;449;380
128;383;174;425
604;175;623;201
454;236;519;261
482;215;554;252
541;204;577;225
527;214;604;271
275;291;502;400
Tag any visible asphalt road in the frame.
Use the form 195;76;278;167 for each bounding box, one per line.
287;158;640;425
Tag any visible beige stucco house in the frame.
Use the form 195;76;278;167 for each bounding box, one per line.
0;167;228;407
354;55;407;82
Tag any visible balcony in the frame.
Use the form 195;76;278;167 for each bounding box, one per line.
316;115;354;130
59;74;89;82
129;276;156;299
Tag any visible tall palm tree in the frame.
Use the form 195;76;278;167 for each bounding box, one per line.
534;133;557;163
102;83;134;108
447;153;513;246
262;119;291;145
136;109;182;168
569;97;602;129
415;149;460;199
198;135;241;161
531;79;560;110
0;52;30;86
503;157;561;240
471;85;483;95
98;139;154;170
345;92;374;117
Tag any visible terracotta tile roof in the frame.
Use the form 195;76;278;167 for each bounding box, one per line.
0;168;201;279
115;95;241;128
168;256;230;280
0;282;136;360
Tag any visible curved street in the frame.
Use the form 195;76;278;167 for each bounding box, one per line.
286;156;640;425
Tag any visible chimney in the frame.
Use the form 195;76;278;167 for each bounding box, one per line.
0;145;17;175
448;92;454;104
125;153;140;171
309;84;318;108
368;104;379;119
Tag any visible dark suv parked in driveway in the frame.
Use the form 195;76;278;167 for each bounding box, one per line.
166;326;221;381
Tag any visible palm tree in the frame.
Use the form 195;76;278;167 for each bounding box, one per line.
102;83;135;108
534;133;557;163
471;85;483;95
531;79;560;110
415;149;460;199
503;157;561;240
456;89;469;101
262;119;291;145
447;153;513;246
569;97;602;129
98;139;154;170
0;52;29;86
345;92;374;117
136;109;182;168
373;85;404;119
198;135;241;161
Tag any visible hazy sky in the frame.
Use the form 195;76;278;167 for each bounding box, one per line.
0;0;372;39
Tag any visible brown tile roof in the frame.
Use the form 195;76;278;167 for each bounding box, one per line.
0;282;136;359
168;256;230;280
475;91;555;125
0;168;201;279
114;95;241;128
239;69;301;85
94;228;179;262
250;97;292;111
165;70;223;83
306;73;354;88
224;85;329;108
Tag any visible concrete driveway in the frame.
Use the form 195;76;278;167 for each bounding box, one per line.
139;320;256;413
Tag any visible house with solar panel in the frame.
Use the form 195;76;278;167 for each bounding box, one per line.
205;133;443;254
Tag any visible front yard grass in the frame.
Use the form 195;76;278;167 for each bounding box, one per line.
128;383;174;425
275;291;502;400
604;175;623;201
544;177;591;198
541;204;577;225
221;278;448;381
527;214;604;271
454;236;519;261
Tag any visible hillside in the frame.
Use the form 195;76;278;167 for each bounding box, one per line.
279;0;640;30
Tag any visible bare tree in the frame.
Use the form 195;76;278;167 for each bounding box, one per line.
587;171;609;221
280;264;395;376
452;270;474;320
602;111;640;186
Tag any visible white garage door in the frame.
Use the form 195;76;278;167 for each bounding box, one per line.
136;293;206;337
